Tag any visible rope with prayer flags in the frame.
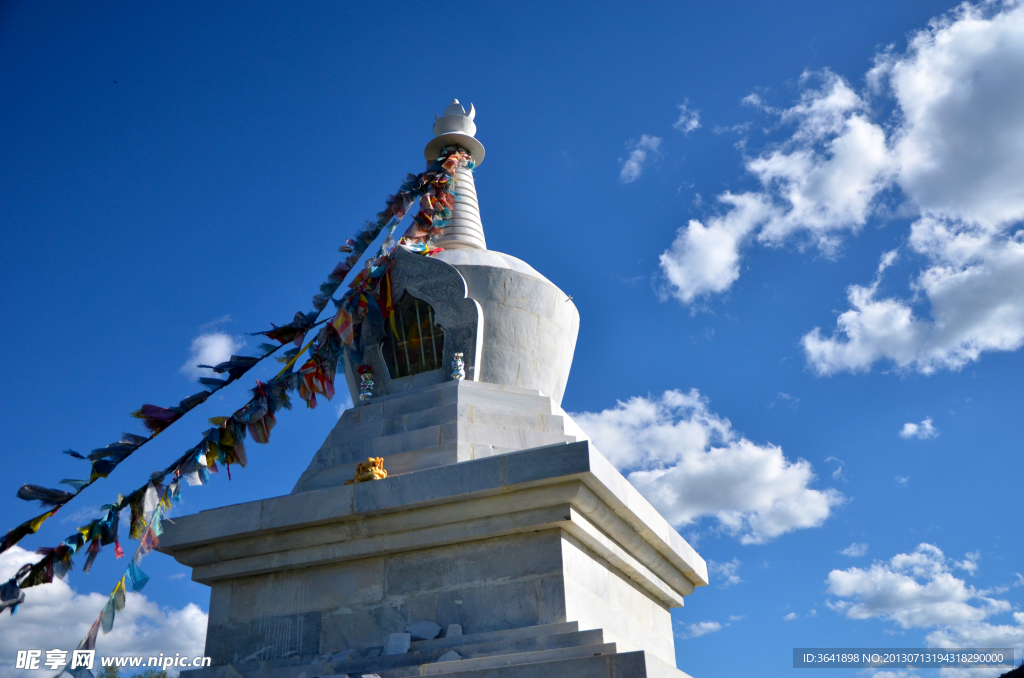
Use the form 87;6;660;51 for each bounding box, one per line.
0;146;469;560
1;356;288;556
3;359;306;623
1;147;475;636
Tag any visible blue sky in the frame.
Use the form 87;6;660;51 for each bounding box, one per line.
1;1;1022;676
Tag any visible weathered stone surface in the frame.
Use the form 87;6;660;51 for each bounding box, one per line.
444;624;462;638
204;611;321;665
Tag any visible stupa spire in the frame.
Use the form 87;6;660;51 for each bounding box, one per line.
425;99;486;250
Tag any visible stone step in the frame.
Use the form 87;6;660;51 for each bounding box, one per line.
459;406;566;436
216;623;586;678
336;403;569;447
373;642;617;677
426;630;604;662
454;389;555;415
370;650;678;678
409;621;579;653
322;395;561;456
461;423;575;453
313;420;574;470
363;379;544;410
330;630;604;676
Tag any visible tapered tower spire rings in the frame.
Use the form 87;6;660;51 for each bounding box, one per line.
425;99;486;250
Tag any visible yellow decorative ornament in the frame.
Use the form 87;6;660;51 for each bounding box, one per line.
345;457;388;485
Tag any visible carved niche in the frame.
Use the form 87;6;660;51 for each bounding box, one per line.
344;246;483;400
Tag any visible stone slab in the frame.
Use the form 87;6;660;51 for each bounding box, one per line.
161;441;707;590
386;634;411;656
407;621;442;641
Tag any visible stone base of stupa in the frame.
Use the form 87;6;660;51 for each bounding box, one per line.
160;439;706;678
183;623;691;678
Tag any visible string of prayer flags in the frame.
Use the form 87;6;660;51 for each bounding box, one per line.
16;485;75;508
3;326;279;555
4;369;260;554
321;147;473;379
131;390;210;434
197;355;262;381
7;346;303;630
254;147;463;357
2;149;466;555
65;615;102;678
257;311;318;347
0;509;57;555
3;147;477;643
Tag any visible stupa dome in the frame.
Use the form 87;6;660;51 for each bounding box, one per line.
341;102;579;407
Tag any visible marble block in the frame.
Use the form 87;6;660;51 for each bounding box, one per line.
385;633;410;656
407;621;442;641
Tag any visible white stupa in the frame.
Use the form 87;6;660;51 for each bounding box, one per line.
160;101;708;678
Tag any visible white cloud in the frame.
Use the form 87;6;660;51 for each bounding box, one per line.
658;193;774;304
682;621;722;638
619;135;662;184
674;103;701;135
841;543;869;557
783;612;798;621
955;552;981;576
879;3;1024;229
709;559;743;587
895;475;910;486
198;314;232;332
800;3;1024;375
750;75;895;253
825;455;845;480
572;389;843;544
826;544;1024;659
659;3;1024;376
659;71;892;303
926;611;1024;651
179;332;244;381
866;671;920;678
803;221;1024;375
0;546;207;678
899;418;939;440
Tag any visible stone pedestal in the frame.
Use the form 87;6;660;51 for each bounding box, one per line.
160;441;706;678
